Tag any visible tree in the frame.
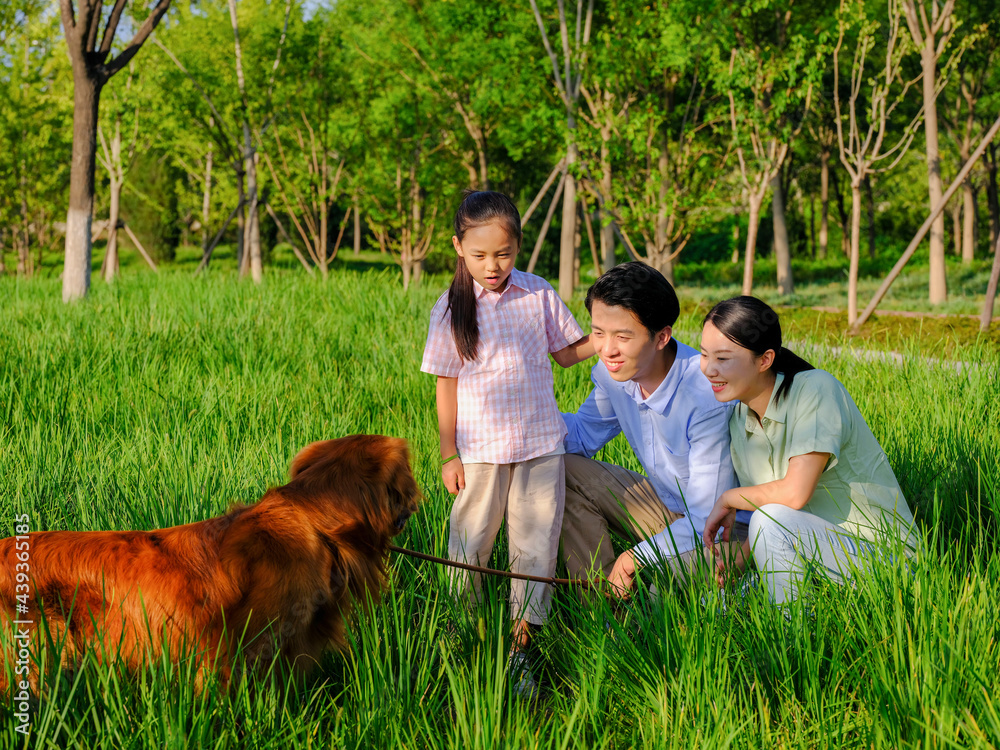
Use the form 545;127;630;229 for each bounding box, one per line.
901;0;956;305
0;5;72;277
96;62;142;281
834;0;922;326
59;0;172;301
726;33;813;296
529;0;594;300
153;0;291;279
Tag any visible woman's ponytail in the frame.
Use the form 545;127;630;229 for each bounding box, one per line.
772;346;815;401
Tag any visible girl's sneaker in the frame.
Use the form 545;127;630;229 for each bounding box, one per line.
508;649;538;699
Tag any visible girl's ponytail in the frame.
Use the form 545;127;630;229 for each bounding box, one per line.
448;255;479;361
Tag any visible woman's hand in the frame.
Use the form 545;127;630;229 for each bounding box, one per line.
442;457;465;495
607;550;637;598
702;489;739;547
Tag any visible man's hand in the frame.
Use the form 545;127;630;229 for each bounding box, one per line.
442;457;465;495
607;550;637;598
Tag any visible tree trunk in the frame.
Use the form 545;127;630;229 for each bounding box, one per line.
741;194;763;295
864;175;876;259
103;178;121;282
922;44;947;303
809;193;816;258
962;173;975;263
559;136;578;301
18;166;31;276
353;195;361;256
731;205;740;264
950;200;962;258
63;71;102;302
819;149;829;259
243;137;262;283
201;139;213;251
849;182;862;326
656;139;674;285
771;174;793;295
599;139;614;273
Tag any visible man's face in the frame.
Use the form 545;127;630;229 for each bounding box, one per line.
589;300;671;385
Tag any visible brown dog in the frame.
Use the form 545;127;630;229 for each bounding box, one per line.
0;435;420;693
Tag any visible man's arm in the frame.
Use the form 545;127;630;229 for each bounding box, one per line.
631;405;736;563
562;369;623;457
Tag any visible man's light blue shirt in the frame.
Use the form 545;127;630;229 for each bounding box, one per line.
562;339;740;563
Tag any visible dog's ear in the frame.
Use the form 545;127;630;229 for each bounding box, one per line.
380;439;421;513
289;440;339;479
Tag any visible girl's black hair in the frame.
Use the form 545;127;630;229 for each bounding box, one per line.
703;296;814;401
446;190;522;361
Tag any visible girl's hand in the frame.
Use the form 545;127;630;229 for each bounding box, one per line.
702;490;738;548
607;550;637;598
442;457;465;495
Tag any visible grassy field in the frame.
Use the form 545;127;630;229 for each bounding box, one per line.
1;269;999;749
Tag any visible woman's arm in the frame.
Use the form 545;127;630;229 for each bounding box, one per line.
436;376;465;494
702;451;830;546
551;335;595;368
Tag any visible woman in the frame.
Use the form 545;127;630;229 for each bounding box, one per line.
699;296;917;604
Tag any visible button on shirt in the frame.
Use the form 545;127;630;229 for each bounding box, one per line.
563;340;739;561
730;370;917;546
421;268;585;464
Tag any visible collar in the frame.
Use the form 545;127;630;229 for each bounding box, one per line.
741;371;788;432
472;267;529;298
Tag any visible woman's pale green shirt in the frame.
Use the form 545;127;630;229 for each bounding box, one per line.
729;370;917;546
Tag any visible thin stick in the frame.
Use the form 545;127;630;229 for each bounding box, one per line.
265;203;315;275
580;197;600;275
527;171;566;273
389;544;594;588
852;112;1000;332
522;158;566;226
122;224;158;272
195;203;241;275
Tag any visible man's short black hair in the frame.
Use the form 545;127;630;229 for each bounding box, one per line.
585;261;680;335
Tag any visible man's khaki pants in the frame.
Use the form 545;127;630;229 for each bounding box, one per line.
560;454;747;587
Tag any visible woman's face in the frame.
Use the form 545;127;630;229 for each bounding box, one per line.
699;320;771;403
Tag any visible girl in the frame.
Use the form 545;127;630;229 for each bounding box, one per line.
698;296;918;604
420;191;593;693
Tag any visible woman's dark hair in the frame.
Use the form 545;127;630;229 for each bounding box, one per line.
585;261;680;335
446;190;522;361
702;296;814;401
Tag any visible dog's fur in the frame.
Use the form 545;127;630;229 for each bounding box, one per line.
0;435;420;692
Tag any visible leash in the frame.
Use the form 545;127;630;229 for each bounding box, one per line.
388;544;597;589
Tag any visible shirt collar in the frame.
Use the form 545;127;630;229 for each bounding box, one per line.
741;371;788;432
472;267;529;298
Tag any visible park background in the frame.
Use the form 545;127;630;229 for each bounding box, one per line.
2;0;1000;748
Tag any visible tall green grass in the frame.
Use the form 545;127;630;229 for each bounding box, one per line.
1;270;998;749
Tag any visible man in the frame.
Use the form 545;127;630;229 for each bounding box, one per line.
561;262;747;594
